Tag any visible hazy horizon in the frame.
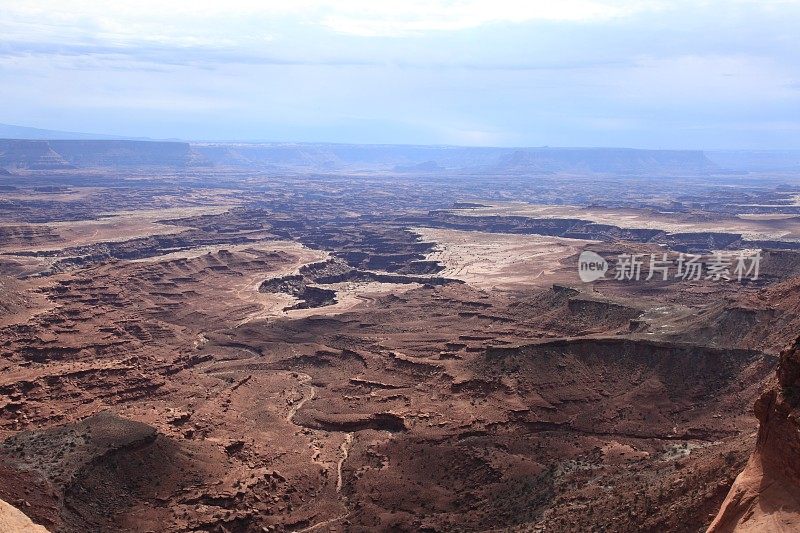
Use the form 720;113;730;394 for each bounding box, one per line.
3;120;799;152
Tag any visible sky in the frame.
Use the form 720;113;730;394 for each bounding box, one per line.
1;0;799;148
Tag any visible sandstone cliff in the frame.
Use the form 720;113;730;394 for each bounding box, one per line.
708;337;800;531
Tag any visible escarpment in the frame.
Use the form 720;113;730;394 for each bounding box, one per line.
708;337;800;532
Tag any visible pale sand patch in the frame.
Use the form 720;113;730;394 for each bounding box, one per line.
217;243;425;321
232;244;330;324
88;235;417;323
248;280;418;322
0;187;101;202
413;227;596;289
450;202;800;242
131;240;317;264
737;213;800;221
0;205;233;253
285;281;419;319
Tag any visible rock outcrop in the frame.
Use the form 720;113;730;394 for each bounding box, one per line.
708;337;800;531
0;499;49;533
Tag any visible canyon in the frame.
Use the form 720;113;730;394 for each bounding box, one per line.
1;141;799;531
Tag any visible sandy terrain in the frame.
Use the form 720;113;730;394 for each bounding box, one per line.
452;202;800;241
414;227;595;289
0;205;233;253
282;280;420;319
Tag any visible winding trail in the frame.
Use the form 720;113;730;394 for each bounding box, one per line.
336;432;354;493
286;373;315;423
284;372;356;533
294;432;354;533
294;513;348;533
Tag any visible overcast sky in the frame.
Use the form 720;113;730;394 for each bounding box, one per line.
1;1;799;148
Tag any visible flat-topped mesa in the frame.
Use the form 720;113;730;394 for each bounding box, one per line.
0;139;206;169
0;140;73;170
180;142;719;174
49;140;206;167
0;139;718;174
708;337;800;532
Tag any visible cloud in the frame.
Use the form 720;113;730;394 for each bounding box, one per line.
1;0;799;148
0;0;658;45
317;0;653;36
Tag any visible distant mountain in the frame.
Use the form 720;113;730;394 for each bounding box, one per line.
488;148;715;175
193;143;346;171
0;139;206;170
0;140;74;170
0;123;143;141
393;160;445;173
707;150;800;172
0;136;720;175
192;143;714;175
49;140;207;167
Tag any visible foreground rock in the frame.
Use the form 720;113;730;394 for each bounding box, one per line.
0;499;49;532
0;412;164;531
708;337;800;532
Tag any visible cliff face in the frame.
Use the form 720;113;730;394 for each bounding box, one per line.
49;140;206;167
0;140;73;170
708;337;800;532
1;139;717;174
192;143;717;174
0;140;205;169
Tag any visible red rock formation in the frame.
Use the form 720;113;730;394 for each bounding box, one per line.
708;337;800;532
